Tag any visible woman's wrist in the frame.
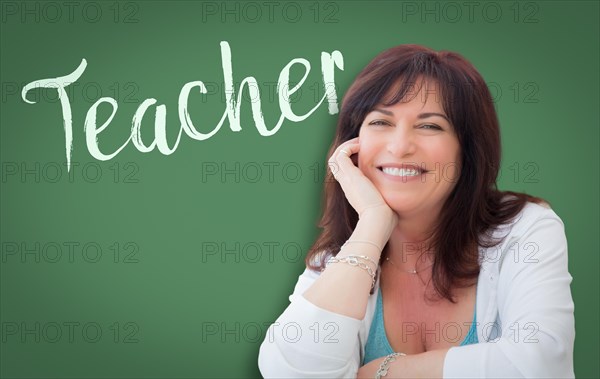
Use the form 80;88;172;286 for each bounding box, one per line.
357;206;397;243
376;352;406;379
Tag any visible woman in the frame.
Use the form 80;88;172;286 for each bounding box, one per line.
258;45;575;378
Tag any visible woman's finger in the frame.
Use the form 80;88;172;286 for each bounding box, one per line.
334;141;360;177
328;140;360;180
330;138;359;158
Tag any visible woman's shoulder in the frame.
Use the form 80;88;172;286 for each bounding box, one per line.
479;198;567;271
491;196;563;239
504;199;564;237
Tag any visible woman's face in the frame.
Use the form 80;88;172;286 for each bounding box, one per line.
357;80;461;219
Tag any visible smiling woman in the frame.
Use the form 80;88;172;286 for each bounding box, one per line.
258;44;575;378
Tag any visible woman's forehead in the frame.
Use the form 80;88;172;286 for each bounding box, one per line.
374;88;447;115
382;77;445;103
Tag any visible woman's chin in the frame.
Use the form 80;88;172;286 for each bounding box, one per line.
383;200;418;216
380;194;433;216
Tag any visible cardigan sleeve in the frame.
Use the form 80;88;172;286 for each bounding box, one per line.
258;267;364;378
443;206;575;378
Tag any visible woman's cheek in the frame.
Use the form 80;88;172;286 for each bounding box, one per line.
356;152;371;178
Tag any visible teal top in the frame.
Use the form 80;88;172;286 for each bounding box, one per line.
362;287;478;365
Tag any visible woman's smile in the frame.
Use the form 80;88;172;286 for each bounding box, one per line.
377;163;428;182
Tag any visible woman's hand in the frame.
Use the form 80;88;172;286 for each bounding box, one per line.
329;137;397;223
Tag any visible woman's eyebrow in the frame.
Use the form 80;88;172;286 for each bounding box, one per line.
372;109;450;124
372;108;394;116
418;112;450;123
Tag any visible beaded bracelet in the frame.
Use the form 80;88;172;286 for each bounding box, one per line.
324;255;376;289
375;352;406;379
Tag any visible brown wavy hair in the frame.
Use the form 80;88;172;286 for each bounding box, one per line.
306;44;546;302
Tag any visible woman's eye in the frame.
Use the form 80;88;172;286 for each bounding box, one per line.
368;120;391;126
420;124;442;130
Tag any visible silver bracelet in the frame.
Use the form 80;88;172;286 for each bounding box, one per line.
342;239;383;252
325;256;376;289
344;254;378;269
375;352;406;379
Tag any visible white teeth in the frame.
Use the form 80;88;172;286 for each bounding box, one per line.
381;167;422;176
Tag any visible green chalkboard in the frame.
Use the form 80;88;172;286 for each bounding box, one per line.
1;0;598;377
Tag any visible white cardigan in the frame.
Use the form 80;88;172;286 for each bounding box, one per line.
258;202;575;378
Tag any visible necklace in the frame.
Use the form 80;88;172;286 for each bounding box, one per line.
385;257;433;274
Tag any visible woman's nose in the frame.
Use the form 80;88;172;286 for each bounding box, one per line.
386;125;416;157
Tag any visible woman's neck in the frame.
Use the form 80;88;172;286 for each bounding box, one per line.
385;211;438;274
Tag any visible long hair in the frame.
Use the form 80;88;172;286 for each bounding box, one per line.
306;44;546;301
